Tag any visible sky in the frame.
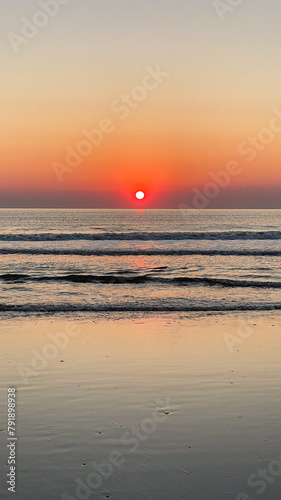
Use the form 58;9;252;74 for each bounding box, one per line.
1;0;281;208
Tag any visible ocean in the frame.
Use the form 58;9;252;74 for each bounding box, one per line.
2;209;281;500
0;208;281;315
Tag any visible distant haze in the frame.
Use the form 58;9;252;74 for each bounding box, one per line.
1;0;281;208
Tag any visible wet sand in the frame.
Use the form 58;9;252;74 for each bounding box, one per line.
1;312;281;500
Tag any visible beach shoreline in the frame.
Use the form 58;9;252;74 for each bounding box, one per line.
1;311;281;499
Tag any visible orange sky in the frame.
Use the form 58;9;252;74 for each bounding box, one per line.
1;1;281;207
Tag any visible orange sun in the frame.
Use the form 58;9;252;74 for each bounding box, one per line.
135;191;145;200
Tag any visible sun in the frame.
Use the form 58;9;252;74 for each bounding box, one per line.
135;191;145;200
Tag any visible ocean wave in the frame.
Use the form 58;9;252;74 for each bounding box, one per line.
1;231;281;241
0;248;280;257
0;303;281;313
1;273;281;288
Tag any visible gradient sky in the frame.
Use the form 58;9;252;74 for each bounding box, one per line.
1;0;281;208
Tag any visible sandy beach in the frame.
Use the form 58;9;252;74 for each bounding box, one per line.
2;0;281;496
1;312;281;499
